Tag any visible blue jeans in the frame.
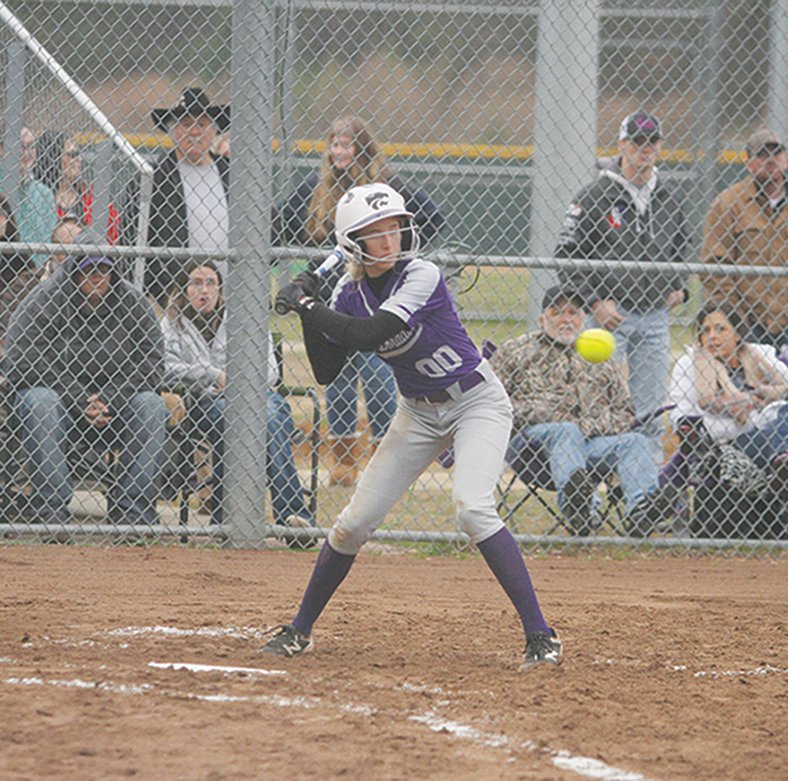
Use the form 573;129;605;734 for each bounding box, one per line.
14;387;167;524
591;308;670;466
734;406;788;469
193;391;311;526
326;351;397;442
507;421;659;516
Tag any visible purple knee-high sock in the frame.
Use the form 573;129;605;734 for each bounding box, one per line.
291;540;356;636
477;527;550;637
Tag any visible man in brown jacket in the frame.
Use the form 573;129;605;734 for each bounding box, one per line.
490;286;674;537
700;128;787;352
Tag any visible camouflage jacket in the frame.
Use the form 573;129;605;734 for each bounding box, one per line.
490;330;635;438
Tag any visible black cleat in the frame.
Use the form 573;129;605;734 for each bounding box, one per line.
260;624;314;658
521;629;563;671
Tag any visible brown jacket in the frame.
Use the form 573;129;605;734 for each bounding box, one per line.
700;178;787;336
489;331;635;439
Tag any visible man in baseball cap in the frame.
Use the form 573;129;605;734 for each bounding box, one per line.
554;108;688;468
700;127;787;351
489;283;676;538
4;240;166;525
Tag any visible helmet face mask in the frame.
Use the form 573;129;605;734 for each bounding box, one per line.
335;183;419;266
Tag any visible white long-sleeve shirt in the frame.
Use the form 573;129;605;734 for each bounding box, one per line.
669;343;788;443
160;311;278;397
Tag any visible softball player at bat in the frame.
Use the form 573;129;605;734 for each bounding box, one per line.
265;182;562;670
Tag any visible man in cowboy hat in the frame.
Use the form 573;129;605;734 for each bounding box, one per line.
121;87;231;305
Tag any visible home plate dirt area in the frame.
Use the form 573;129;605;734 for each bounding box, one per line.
0;546;784;781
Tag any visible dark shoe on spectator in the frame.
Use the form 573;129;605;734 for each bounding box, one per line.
562;468;597;535
627;484;678;538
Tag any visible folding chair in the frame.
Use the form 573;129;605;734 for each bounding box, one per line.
496;406;675;538
496;441;628;536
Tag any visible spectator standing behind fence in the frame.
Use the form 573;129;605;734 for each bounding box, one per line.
277;116;445;486
0;127;57;269
0;194;38;361
5;253;166;525
160;260;314;530
34;131;120;244
555;111;689;465
700;128;787;353
121;87;230;306
490;285;676;538
669;302;788;478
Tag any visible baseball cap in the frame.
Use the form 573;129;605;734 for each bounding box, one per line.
541;285;585;311
619;111;662;142
77;255;114;272
745;128;784;158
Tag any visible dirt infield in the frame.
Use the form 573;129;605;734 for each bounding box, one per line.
0;546;784;781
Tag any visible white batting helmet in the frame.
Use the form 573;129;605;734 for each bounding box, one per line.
334;182;419;265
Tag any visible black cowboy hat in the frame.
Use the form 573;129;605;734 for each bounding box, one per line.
151;87;230;133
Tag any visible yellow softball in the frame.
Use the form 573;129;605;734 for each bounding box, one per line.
575;328;616;363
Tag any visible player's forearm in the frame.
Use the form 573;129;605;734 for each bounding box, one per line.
301;303;403;352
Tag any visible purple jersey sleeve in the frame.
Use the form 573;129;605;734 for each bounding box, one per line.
331;259;481;398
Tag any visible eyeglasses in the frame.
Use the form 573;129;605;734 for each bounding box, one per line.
188;278;219;289
63;150;81;159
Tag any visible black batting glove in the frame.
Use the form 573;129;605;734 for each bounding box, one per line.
293;271;321;299
274;282;312;315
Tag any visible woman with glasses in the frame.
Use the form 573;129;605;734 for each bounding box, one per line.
161;260;314;533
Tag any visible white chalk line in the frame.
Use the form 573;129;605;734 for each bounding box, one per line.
2;669;650;780
25;628;783;780
595;658;787;679
148;661;286;677
2;674;319;709
411;710;654;781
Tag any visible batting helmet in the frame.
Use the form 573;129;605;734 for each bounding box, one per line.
334;182;419;265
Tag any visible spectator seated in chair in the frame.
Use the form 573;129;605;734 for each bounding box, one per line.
160;260;314;530
668;301;788;537
4;253;167;525
489;285;676;537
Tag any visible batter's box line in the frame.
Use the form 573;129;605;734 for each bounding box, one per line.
2;672;656;781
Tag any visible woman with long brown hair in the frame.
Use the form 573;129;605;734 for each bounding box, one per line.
670;301;788;461
277;117;444;485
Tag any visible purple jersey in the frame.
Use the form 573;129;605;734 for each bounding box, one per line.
331;258;481;398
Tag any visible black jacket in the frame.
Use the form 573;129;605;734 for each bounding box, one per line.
121;149;230;303
555;162;689;312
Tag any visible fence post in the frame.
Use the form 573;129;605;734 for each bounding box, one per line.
224;0;276;546
529;0;600;328
769;0;788;138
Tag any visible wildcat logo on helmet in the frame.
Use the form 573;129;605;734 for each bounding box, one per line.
365;191;390;210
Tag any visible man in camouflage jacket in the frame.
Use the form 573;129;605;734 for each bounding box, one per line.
490;285;674;537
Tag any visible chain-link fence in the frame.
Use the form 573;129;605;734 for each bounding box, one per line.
0;0;785;552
